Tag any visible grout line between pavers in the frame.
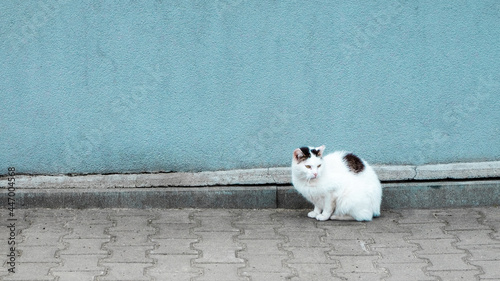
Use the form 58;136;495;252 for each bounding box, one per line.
144;211;160;281
96;212;115;281
399;212;439;281
49;213;74;281
232;214;249;280
231;212;250;281
269;211;298;281
448;210;487;280
188;210;204;281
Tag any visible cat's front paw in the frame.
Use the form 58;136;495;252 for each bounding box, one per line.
315;213;330;221
308;211;319;218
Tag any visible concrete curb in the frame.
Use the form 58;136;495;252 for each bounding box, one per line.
4;181;500;210
1;161;499;189
1;161;499;209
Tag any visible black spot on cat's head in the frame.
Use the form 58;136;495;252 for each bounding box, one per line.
311;149;321;157
299;147;311;158
343;153;365;174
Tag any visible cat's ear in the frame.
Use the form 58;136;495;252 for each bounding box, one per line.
317;145;326;157
311;145;325;158
293;148;306;163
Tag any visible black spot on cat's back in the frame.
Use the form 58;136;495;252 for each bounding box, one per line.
343;153;365;174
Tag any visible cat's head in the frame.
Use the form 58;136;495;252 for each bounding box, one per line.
292;145;325;180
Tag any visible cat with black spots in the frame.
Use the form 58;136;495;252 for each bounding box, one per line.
292;145;382;221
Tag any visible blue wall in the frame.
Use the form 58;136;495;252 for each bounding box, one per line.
1;0;499;174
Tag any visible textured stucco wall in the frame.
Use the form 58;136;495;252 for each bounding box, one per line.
1;0;499;174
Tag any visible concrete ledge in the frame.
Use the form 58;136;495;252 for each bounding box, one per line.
9;186;277;209
381;180;500;209
3;181;499;210
415;161;500;180
1;161;499;189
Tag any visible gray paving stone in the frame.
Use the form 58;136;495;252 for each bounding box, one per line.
52;271;106;281
430;270;481;281
241;271;293;281
412;238;464;254
289;263;337;281
363;219;413;234
403;223;455;240
378;262;436;281
376;246;426;263
147;255;202;280
237;224;282;240
449;229;500;245
435;209;491;231
240;253;288;272
106;231;155;246
193;216;240;233
321;224;370;240
61;238;110;255
397;209;442;224
151;224;197;239
1;207;499;281
54;255;106;271
17;246;60;263
285;247;337;264
65;223;112;239
420;253;478;271
369;232;416;248
238;239;287;256
72;209;113;223
236;209;278;223
149;238;198;255
334;272;388;281
193;232;244;264
152;209;195;224
107;216;155;232
279;219;320;232
472;261;500;279
466;244;500;261
150;272;202;281
282;229;328;248
332;255;382;273
326;239;378;256
100;246;154;263
194;263;247;281
194;209;239;217
97;262;152;281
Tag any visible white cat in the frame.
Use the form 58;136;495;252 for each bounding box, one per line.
291;145;382;221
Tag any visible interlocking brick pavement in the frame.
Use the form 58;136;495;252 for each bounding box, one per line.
0;207;499;280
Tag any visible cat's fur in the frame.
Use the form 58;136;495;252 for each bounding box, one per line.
291;145;382;221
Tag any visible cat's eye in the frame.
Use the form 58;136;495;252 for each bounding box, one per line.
318;164;322;168
305;165;312;169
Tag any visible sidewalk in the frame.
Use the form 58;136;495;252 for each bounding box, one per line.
1;207;499;281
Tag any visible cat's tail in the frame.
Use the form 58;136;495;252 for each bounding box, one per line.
351;209;375;222
332;208;374;222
